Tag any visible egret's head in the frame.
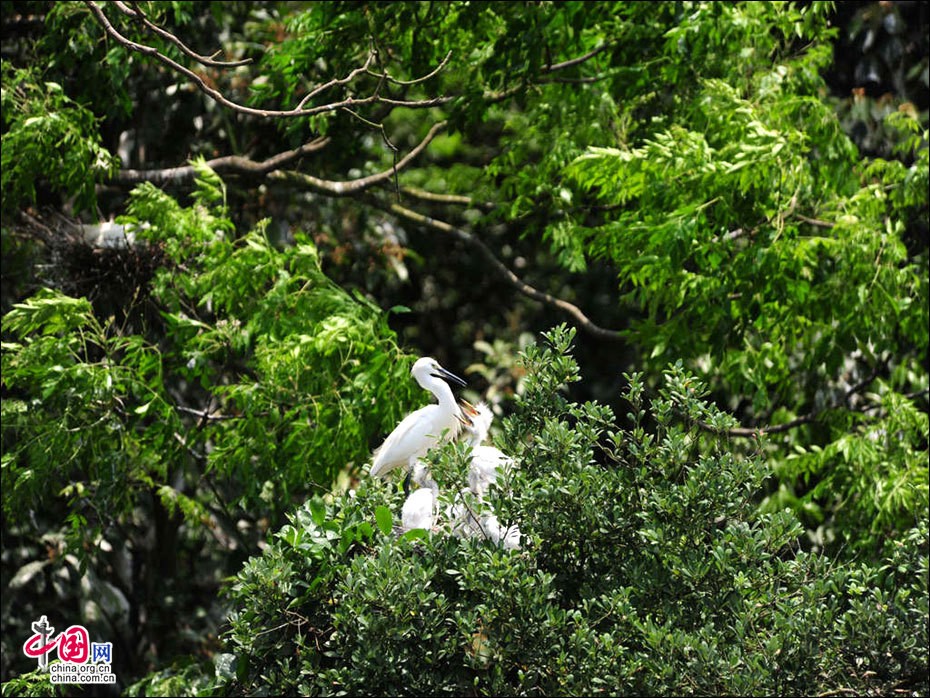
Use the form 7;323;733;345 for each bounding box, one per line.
459;399;493;440
411;357;466;390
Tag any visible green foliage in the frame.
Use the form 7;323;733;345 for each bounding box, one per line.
0;64;118;216
2;2;927;694
199;327;928;696
119;164;419;507
544;4;929;554
3;164;418;536
1;165;422;685
2;287;173;533
0;668;56;698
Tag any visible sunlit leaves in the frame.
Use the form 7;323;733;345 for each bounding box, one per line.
214;326;928;697
1;65;119;215
553;13;927;552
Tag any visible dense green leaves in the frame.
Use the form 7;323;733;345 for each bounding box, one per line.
1;1;926;695
2;165;420;534
548;6;928;554
1;64;118;215
209;328;928;696
1;165;424;689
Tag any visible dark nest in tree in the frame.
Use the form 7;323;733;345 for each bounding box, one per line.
9;208;168;335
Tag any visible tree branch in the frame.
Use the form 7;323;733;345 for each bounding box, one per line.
539;75;609;85
364;197;624;342
175;405;238;422
701;412;819;438
84;1;448;119
794;213;835;229
544;43;611;73
114;136;331;185
113;1;252;67
400;186;497;211
698;360;928;439
365;51;453;86
266;120;446;196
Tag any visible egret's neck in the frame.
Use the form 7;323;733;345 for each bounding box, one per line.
465;428;484;449
423;375;457;412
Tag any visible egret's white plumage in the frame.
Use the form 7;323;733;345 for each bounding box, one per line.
448;487;483;539
402;487;437;531
481;514;522;550
460;401;515;496
447;488;521;549
402;460;440;531
370;357;467;480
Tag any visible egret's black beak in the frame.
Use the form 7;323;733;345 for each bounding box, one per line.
431;365;467;388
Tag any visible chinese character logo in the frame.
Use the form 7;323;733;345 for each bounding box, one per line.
91;642;113;664
57;625;90;664
22;616;56;670
22;615;116;685
22;618;93;669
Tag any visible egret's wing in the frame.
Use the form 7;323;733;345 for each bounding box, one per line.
371;398;466;479
371;405;457;478
370;409;423;477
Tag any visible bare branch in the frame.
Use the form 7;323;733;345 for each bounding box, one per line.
342;108;398;152
267;120;447;196
794;213;835;228
540;75;609;85
175;405;238;422
114;137;331;185
700;412;819;438
113;1;252;67
710;227;756;244
295;52;378;110
401;187;496;210
83;1;448;119
365;198;624;342
366;51;453;86
698;361;928;439
544;43;611;73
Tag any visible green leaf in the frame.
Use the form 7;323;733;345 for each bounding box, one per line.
375;505;393;536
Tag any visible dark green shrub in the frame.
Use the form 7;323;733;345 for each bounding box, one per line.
207;326;928;696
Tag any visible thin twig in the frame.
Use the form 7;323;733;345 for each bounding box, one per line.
267;120;446;196
700;412;819;438
401;186;494;209
365;197;623;341
114;1;252;67
539;75;609;85
700;366;927;439
295;52;377;110
175;405;238;421
342;108;398;152
794;213;835;228
544;43;611;72
84;1;447;119
365;50;453;86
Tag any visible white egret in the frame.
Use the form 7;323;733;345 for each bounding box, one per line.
370;357;468;485
447;487;483;539
402;487;437;531
447;488;522;550
459;400;515;496
401;460;440;531
448;400;522;549
481;514;522;550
